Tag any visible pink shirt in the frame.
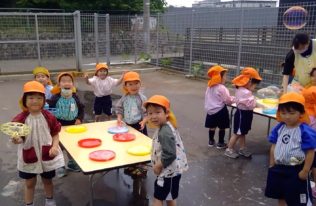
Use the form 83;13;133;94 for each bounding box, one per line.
235;87;256;110
204;84;235;115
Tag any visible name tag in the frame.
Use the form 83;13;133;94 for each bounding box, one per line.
70;103;76;112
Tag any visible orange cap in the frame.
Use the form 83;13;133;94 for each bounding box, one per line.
23;80;45;94
144;95;170;111
232;67;262;87
276;92;310;124
95;63;108;75
207;65;227;87
301;86;316;116
144;95;177;128
123;71;141;83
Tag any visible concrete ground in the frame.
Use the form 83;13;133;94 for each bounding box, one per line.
0;67;279;206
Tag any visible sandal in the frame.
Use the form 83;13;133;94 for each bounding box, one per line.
130;167;147;179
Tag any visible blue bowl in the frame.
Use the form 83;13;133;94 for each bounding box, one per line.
262;108;277;115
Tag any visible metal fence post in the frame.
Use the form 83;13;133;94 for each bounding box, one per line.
236;4;244;74
134;14;137;64
74;10;82;71
34;14;41;66
189;9;195;75
94;13;99;64
156;13;160;67
105;14;110;65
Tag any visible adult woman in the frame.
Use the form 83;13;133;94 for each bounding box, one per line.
282;33;316;93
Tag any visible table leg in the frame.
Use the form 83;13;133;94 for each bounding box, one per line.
89;174;95;206
229;107;234;138
267;117;272;137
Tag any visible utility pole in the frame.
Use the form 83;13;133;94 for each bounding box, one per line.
143;0;150;53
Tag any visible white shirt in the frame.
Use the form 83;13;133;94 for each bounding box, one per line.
17;113;64;173
88;76;119;97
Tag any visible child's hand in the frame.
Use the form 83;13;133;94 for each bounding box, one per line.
84;73;89;79
49;146;59;158
139;120;146;130
117;119;124;127
75;119;81;125
153;162;163;175
11;136;23;144
298;169;309;180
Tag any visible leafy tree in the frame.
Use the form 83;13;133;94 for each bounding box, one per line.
14;0;167;13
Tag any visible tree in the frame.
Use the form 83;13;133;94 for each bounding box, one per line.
14;0;167;13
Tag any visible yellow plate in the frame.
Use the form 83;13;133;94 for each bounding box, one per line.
262;98;278;104
127;145;151;156
65;125;87;133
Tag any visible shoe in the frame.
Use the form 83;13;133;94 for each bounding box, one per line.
216;142;227;149
312;186;316;198
208;140;215;147
239;148;252;158
224;148;239;159
56;167;67;178
67;160;81;172
45;198;56;206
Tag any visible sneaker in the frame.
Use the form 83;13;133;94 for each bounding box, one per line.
239;148;252;158
45;198;56;206
224;148;239;159
208;140;215;147
56;167;67;178
67;160;81;172
312;186;316;198
216;142;227;149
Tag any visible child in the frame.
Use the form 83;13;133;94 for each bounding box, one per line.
144;95;188;206
84;63;124;122
116;71;148;178
225;67;262;158
48;72;84;174
204;65;235;149
265;92;316;206
33;66;53;100
12;81;64;206
301;67;316;197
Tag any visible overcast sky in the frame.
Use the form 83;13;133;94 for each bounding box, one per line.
165;0;279;7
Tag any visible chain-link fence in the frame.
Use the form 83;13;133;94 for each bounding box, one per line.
1;2;316;86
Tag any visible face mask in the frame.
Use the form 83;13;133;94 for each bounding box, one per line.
61;88;72;96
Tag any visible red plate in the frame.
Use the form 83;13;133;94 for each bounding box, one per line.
113;133;136;142
89;150;116;162
78;138;102;148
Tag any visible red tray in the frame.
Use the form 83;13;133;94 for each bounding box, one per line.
113;133;136;142
89;150;116;162
78;138;102;148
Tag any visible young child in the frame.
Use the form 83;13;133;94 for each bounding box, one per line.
12;81;64;206
48;72;84;174
144;95;188;206
225;67;262;158
84;63;124;122
301;67;316;197
116;71;148;178
33;66;53;100
265;92;316;206
204;65;235;149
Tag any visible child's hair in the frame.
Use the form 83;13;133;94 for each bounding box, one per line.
292;33;309;49
22;92;45;108
220;71;226;78
250;78;261;85
145;103;167;113
309;68;316;76
58;73;74;83
278;102;305;114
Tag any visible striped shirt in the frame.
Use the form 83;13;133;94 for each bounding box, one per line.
269;123;316;165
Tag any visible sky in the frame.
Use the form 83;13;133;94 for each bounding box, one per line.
165;0;279;7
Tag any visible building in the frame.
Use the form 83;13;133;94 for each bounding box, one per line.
193;0;277;8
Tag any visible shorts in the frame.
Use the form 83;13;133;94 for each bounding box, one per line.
19;170;56;179
154;175;181;201
233;109;253;135
265;164;313;206
204;106;229;129
94;95;112;116
127;121;148;136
